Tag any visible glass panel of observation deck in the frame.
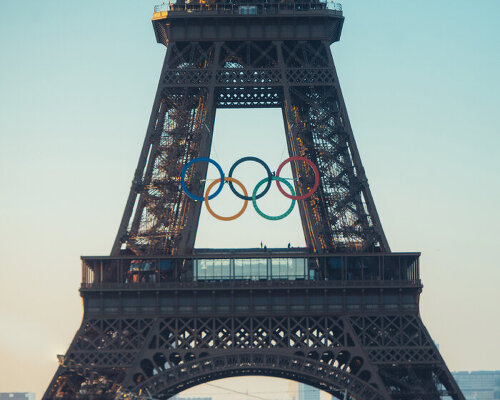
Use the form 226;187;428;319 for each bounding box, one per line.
194;257;306;281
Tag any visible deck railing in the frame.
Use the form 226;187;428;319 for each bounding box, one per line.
153;1;342;17
81;250;420;288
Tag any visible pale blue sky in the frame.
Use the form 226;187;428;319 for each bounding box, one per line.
0;0;499;398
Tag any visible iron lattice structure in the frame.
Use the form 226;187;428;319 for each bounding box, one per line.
111;3;388;256
44;2;464;399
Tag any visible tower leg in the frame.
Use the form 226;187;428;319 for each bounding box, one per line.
112;43;221;256
277;40;389;253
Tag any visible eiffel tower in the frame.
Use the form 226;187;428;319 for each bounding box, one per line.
44;1;465;399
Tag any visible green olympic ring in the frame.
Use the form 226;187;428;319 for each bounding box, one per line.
252;176;296;221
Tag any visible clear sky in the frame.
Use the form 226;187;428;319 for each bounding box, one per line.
0;0;499;398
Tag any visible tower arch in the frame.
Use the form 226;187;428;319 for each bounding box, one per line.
130;351;387;400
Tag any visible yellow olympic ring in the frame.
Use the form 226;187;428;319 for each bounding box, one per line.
204;177;248;221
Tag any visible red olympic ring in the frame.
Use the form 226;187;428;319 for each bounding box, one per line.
275;156;320;200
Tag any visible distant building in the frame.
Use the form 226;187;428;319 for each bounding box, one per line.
288;380;299;400
0;394;35;400
298;383;320;400
452;371;500;400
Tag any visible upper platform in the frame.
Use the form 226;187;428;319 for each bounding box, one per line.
152;0;344;44
81;248;421;290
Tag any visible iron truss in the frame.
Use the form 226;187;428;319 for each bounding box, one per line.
111;39;390;256
44;3;465;400
44;298;464;399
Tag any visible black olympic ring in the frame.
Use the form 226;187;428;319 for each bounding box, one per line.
228;156;273;201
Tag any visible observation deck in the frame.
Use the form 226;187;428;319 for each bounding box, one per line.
152;0;344;44
80;249;422;317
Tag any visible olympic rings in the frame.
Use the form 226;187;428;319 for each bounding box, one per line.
228;156;273;201
179;156;320;221
181;157;224;202
204;177;248;221
252;176;295;221
275;156;320;200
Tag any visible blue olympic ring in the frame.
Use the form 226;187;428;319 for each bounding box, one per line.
180;157;225;202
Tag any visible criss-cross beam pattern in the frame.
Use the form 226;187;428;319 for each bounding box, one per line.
44;307;464;400
44;4;465;400
112;39;389;255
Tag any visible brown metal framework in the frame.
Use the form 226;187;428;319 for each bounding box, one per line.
111;3;388;256
44;252;463;399
44;2;464;399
